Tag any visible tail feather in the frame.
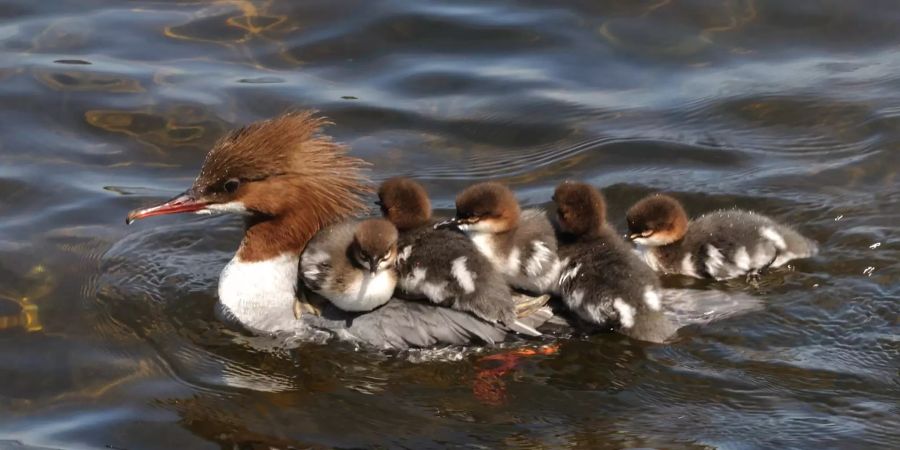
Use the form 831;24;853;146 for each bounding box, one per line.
507;319;542;337
513;293;552;318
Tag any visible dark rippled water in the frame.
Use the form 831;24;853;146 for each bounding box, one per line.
1;0;898;448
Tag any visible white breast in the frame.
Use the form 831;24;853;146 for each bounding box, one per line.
468;231;499;266
218;252;302;334
325;270;396;312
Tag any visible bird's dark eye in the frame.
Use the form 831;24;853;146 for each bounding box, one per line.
223;178;240;193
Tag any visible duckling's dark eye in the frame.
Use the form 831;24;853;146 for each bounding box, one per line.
223;178;240;193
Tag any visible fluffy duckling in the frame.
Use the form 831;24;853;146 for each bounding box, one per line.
300;218;399;312
438;182;562;295
554;181;676;343
377;177;540;335
626;194;818;281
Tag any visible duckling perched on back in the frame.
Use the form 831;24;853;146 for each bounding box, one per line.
438;182;563;295
378;177;541;336
626;194;818;281
300;218;399;313
553;181;676;343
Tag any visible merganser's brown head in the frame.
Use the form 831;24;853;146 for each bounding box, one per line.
350;219;398;274
126;111;371;261
437;182;520;233
376;177;431;231
625;194;688;246
553;181;606;238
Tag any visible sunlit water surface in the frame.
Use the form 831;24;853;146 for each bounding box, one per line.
0;0;898;448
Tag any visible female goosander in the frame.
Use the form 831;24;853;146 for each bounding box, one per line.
553;181;676;343
625;194;818;281
377;177;541;335
300;218;398;313
125;112;552;349
437;182;563;295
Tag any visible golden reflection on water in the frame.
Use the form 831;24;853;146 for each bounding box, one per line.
163;0;303;69
598;0;758;58
85;108;227;154
0;265;54;333
34;69;144;93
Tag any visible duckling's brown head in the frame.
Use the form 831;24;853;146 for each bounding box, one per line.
553;181;606;238
376;177;431;231
350;219;399;274
445;182;520;233
625;194;688;246
126;111;371;260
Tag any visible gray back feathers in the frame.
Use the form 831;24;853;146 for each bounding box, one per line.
655;210;817;280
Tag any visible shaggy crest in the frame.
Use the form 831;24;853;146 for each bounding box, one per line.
377;177;432;231
553;181;607;238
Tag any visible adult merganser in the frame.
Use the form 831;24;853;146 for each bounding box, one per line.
125;112;552;349
300;218;398;313
376;177;542;336
437;182;563;295
553;181;676;343
625;194;818;281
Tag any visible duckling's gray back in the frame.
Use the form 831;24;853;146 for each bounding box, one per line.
558;228;676;342
683;210;817;279
398;228;517;325
507;208;562;293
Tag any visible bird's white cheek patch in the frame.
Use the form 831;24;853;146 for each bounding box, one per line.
613;298;635;328
204;201;249;214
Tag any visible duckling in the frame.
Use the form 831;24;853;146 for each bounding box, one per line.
377;177;540;335
300;218;398;312
437;182;562;295
553;181;676;343
626;194;818;281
